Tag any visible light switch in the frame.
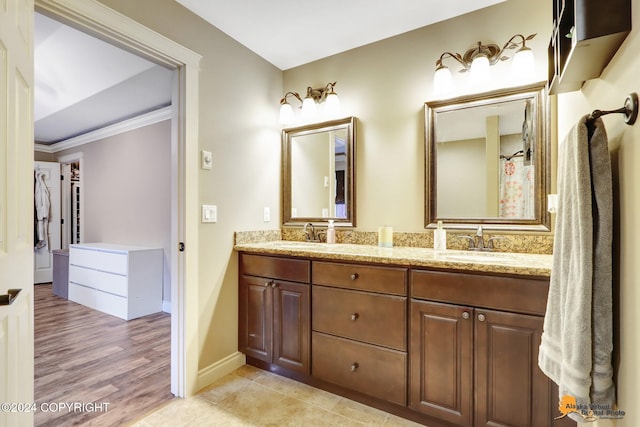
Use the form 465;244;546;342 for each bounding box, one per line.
201;150;212;170
202;204;217;223
263;207;271;222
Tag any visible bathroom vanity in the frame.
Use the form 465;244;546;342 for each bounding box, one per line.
236;241;572;427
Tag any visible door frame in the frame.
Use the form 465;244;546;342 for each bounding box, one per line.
57;152;83;248
35;0;201;397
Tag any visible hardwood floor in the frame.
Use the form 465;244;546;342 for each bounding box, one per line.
34;283;173;426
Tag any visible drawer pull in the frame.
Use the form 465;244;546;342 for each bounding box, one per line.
477;313;486;322
462;311;470;320
350;313;359;321
350;362;359;372
350;273;359;280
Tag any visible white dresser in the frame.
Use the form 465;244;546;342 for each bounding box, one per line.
68;243;163;320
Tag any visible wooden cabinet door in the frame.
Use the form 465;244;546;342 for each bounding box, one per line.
238;275;273;362
410;300;473;427
474;309;551;427
272;280;310;374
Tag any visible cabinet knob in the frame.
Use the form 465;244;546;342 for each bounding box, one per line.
350;313;359;321
477;313;486;322
350;362;359;372
271;282;278;288
462;311;470;320
350;273;359;280
264;281;271;288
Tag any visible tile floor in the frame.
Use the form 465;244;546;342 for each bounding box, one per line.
130;365;425;426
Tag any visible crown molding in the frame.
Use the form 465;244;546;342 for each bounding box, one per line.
34;106;173;154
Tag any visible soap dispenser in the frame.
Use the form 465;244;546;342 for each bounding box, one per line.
434;221;447;252
326;220;336;244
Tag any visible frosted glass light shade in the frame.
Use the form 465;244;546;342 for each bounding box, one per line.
433;66;454;95
469;55;490;86
279;102;295;125
324;92;341;119
301;97;317;122
512;47;535;82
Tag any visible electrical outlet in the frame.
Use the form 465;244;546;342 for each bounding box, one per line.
263;207;271;222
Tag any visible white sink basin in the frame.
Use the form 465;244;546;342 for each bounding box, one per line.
437;252;517;264
273;242;324;250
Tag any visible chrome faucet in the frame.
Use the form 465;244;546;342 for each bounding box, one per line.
475;225;485;250
460;226;503;251
303;222;318;242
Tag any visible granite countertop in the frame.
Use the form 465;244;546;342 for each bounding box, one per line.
234;240;553;277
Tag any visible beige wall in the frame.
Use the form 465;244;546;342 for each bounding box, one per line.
555;0;640;423
283;0;551;232
96;0;283;372
437;137;486;217
55;121;173;301
34;151;55;162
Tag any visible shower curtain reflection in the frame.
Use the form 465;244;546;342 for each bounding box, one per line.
499;156;534;218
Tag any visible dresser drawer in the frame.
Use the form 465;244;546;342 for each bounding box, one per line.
312;261;407;295
94;290;127;320
313;286;406;350
69;265;128;297
411;269;550;316
312;332;407;406
68;283;96;309
70;247;128;275
241;254;310;283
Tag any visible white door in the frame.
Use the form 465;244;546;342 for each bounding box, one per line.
0;0;35;425
34;161;61;283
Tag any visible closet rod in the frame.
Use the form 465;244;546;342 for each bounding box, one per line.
588;92;638;125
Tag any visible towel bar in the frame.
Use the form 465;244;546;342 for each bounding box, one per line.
589;92;638;125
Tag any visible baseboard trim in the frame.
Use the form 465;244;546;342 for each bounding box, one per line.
197;351;246;391
162;300;171;314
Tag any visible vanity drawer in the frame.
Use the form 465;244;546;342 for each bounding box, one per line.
241;254;310;283
312;332;407;406
312;261;407;295
312;286;406;350
411;269;549;316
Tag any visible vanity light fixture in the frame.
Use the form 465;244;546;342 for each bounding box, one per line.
279;81;340;125
433;33;536;95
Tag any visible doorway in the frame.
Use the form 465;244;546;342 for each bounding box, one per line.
35;0;201;399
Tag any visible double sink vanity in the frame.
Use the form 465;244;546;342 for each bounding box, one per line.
235;240;571;427
234;81;571;426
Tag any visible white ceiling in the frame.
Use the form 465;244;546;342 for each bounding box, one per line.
34;13;173;144
176;0;506;70
35;0;506;144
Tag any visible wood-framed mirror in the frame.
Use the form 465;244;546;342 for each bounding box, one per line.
425;82;550;231
282;116;356;226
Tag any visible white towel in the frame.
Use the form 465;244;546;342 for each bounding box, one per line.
538;115;615;420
